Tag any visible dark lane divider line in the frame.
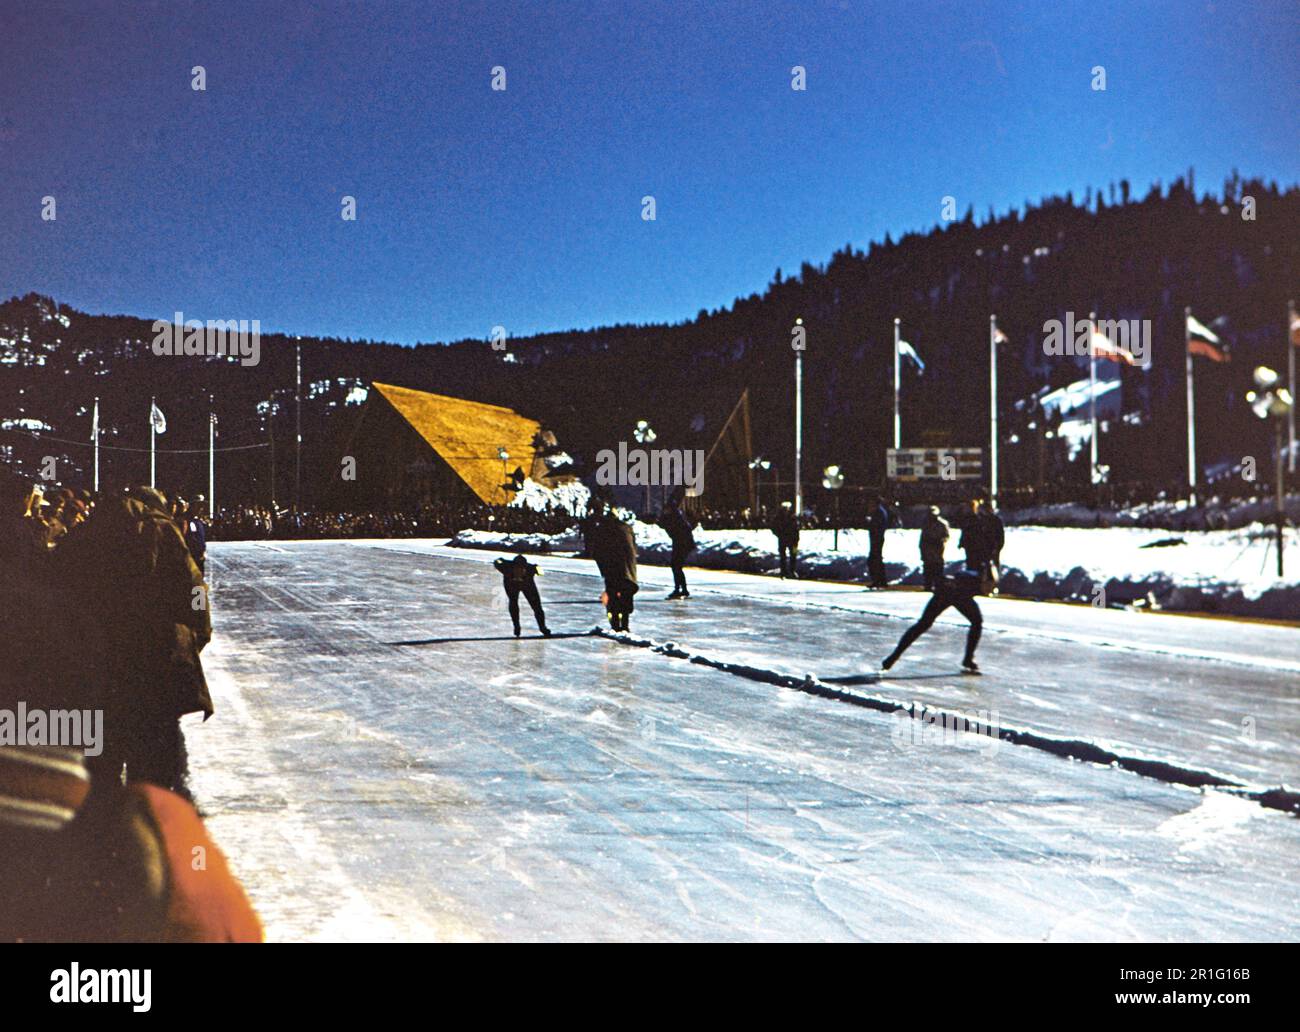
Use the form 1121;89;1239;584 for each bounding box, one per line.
591;628;1300;819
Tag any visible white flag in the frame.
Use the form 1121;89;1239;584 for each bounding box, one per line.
1186;313;1220;345
150;401;167;434
898;339;925;373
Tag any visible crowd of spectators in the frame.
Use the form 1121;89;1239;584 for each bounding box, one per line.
208;500;580;540
1;471;261;941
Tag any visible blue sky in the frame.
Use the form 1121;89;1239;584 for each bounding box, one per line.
1;0;1296;343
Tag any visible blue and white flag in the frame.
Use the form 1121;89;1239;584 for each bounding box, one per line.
898;338;925;373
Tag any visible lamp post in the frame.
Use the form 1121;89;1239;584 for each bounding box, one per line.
208;393;215;517
822;464;845;550
633;420;656;513
892;318;901;451
267;394;277;508
1247;366;1294;577
497;446;510;504
748;456;771;517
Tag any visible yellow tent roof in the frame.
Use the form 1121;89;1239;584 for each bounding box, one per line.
371;382;543;504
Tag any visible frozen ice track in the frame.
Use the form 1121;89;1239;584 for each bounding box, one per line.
588;627;1300;815
187;541;1300;941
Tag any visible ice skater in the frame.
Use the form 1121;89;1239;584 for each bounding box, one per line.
881;567;984;674
493;554;552;638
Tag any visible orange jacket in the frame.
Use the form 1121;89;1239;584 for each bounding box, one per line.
131;784;263;943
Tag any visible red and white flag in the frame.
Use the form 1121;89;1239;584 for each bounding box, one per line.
1089;327;1139;366
1187;313;1228;362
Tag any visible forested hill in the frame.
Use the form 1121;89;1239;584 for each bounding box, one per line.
3;171;1296;507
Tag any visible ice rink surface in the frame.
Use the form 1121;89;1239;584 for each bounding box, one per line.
190;540;1300;942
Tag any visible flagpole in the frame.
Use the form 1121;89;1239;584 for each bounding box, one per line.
92;397;99;493
1185;307;1197;506
893;317;901;450
295;339;302;510
989;315;998;505
150;395;156;488
1289;300;1296;474
268;394;276;508
1088;311;1098;485
208;393;215;516
794;344;803;513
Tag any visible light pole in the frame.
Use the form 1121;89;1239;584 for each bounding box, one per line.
267;394;277;508
989;314;1001;506
497;446;510;504
1289;301;1297;474
1088;310;1099;487
794;319;803;514
633;419;656;513
748;457;771;516
208;393;215;516
892;318;901;451
1247;366;1294;577
91;396;99;492
295;337;302;512
822;464;845;550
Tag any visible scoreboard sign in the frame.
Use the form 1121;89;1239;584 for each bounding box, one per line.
887;447;983;481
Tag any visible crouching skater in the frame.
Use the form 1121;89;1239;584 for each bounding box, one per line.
881;566;985;674
493;554;552;638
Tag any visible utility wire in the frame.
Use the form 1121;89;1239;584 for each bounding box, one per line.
0;427;269;453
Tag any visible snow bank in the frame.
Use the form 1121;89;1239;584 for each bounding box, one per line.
453;527;584;553
504;475;592;512
450;522;1300;620
1005;493;1300;531
506;476;590;514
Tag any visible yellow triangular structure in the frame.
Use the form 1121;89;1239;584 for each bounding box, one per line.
370;382;544;504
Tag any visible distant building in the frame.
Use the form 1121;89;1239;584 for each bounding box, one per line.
333;382;572;509
1025;378;1123;461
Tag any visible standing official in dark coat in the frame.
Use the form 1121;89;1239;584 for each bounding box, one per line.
659;487;696;599
919;506;950;591
771;502;800;579
959;492;1005;593
591;509;638;631
867;495;891;587
183;499;208;574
